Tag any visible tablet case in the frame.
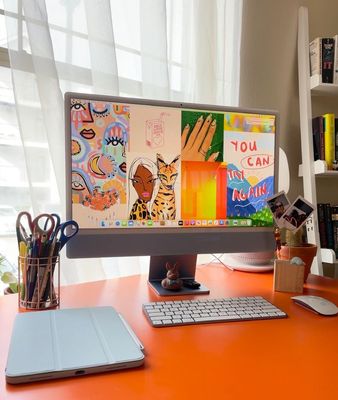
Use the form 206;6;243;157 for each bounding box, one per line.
6;306;144;384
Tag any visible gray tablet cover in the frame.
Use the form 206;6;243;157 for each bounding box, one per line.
6;306;144;384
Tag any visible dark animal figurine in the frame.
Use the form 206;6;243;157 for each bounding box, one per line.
161;262;183;291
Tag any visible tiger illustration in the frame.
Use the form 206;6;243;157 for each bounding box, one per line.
151;153;180;220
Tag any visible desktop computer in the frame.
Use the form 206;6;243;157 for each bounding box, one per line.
65;93;279;295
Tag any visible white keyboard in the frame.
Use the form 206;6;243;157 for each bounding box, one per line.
143;296;287;327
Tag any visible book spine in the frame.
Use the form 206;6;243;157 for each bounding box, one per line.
331;205;338;258
309;37;321;76
335;118;338;162
324;203;335;250
322;38;335;83
317;203;328;249
334;35;338;84
323;113;335;169
319;116;325;160
309;37;322;76
312;117;320;160
312;116;324;160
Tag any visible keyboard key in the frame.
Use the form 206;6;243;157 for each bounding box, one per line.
182;318;194;323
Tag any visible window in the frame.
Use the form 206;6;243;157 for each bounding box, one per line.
0;0;242;284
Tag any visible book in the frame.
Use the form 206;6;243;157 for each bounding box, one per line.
312;115;325;160
317;203;328;249
322;38;335;83
310;37;335;82
309;37;321;77
334;35;338;84
335;118;338;162
324;203;335;250
323;113;335;169
331;205;338;258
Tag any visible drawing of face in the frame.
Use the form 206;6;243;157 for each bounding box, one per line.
71;100;115;142
72;170;92;203
82;102;110;139
131;164;156;202
103;122;127;179
71;100;93;131
71;100;128;171
156;154;180;190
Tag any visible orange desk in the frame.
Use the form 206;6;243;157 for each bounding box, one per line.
1;264;338;400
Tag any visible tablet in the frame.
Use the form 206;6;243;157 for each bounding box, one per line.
6;306;144;384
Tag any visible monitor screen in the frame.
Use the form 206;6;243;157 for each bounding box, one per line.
65;93;279;265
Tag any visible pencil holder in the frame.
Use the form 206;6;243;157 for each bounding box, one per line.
18;255;60;310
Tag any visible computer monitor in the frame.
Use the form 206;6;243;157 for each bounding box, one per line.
65;93;279;295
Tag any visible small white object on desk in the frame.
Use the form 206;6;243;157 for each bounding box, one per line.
291;295;338;316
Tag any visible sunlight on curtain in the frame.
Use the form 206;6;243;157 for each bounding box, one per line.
1;0;243;285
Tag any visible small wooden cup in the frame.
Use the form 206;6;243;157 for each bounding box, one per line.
277;244;317;282
273;259;305;293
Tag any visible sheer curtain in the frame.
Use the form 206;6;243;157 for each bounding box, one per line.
3;0;243;285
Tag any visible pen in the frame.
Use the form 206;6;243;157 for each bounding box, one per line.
27;233;40;302
19;241;27;301
19;241;27;257
39;236;59;305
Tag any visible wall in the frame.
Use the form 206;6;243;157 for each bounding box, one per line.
240;0;338;202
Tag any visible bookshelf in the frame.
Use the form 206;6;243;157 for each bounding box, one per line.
310;75;338;95
299;159;338;177
297;6;338;274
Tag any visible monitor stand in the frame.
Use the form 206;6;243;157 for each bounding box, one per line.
148;254;210;296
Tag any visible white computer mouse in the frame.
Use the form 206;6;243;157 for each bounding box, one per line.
291;295;338;316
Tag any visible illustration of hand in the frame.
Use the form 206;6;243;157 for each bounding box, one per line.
181;114;219;161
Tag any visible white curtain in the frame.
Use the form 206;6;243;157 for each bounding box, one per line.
3;0;242;285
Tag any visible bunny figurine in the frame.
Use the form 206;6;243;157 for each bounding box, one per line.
161;262;183;291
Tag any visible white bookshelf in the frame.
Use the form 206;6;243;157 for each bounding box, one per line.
299;160;338;177
310;75;338;95
298;7;338;274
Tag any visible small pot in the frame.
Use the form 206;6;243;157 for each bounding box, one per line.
277;244;317;282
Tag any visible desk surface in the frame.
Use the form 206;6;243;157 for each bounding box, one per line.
1;264;338;400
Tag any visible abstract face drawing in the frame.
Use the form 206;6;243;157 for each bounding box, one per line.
131;164;156;203
71;170;92;204
72;100;128;180
103;122;127;179
71;99;129;210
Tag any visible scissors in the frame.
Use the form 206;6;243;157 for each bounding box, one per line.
43;213;61;240
16;212;55;252
16;211;33;246
16;212;55;240
52;220;79;253
31;213;55;240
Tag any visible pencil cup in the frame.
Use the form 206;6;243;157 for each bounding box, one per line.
18;255;60;310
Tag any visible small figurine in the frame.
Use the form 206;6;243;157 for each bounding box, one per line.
161;262;183;291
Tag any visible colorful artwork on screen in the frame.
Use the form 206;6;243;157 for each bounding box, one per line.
71;99;275;228
224;113;275;225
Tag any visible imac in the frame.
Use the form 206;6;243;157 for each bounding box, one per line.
65;93;279;295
